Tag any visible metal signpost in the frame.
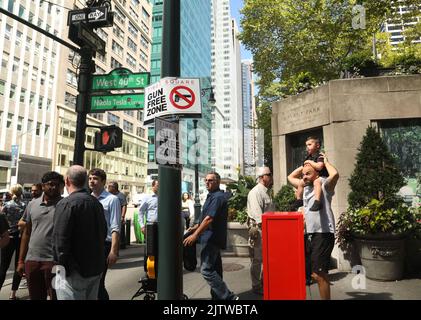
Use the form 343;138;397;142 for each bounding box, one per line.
67;1;114;165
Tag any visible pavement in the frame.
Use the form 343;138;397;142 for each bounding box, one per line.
1;205;420;300
1;241;420;300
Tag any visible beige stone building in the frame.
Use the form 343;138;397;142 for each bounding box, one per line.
53;104;148;201
0;0;152;195
271;74;421;269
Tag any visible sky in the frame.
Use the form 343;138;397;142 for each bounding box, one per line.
230;0;253;61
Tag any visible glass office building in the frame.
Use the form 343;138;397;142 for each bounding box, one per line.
148;0;212;194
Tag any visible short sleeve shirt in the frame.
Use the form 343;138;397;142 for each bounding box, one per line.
117;192;127;207
304;152;328;177
303;178;335;234
26;196;62;261
199;189;228;249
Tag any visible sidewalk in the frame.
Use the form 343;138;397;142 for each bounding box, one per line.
183;253;421;300
1;238;419;300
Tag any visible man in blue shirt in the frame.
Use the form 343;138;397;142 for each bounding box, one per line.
138;180;158;234
89;168;121;300
184;172;238;300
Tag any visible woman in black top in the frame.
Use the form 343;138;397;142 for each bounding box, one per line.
0;184;26;300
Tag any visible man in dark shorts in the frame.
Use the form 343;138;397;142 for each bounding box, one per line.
288;153;339;300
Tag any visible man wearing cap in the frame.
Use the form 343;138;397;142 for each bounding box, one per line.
246;167;275;295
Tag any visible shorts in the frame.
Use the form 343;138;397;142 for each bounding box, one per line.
305;233;334;274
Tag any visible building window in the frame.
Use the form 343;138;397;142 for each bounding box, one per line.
113;25;124;42
126;53;137;70
128;22;139;38
65;92;76;109
129;7;139;20
6;113;13;128
142;7;150;22
136;127;145;138
66;69;78;87
124;110;134;117
0;80;5;95
111;57;122;69
112;40;124;56
123;120;133;133
9;84;16;99
107;113;120;126
114;7;125;24
127;38;137;52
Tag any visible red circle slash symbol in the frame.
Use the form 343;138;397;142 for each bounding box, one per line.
170;86;195;110
102;131;110;145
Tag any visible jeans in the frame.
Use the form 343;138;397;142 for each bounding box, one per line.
56;269;102;300
200;243;234;300
98;241;111;300
0;235;22;291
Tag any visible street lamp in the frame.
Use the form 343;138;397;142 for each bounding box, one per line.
193;87;215;224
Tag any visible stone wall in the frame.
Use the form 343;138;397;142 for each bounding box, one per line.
272;75;421;270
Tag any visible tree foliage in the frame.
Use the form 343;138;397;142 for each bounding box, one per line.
348;126;405;210
227;175;257;224
239;0;421;97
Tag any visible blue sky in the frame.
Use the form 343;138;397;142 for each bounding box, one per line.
230;0;253;60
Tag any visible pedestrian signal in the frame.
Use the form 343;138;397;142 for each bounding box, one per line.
94;125;123;152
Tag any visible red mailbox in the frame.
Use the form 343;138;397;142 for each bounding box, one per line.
262;212;306;300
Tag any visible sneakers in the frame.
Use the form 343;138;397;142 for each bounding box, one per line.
231;295;240;300
310;200;323;211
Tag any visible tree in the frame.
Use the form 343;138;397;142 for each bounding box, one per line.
348;126;405;210
239;0;421;96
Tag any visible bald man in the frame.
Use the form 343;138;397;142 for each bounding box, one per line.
288;153;339;300
53;165;107;300
246;167;275;295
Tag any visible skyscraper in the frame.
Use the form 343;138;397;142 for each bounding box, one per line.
0;0;152;198
149;0;212;194
241;59;257;177
211;0;243;181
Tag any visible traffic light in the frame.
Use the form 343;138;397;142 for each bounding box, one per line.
94;125;123;152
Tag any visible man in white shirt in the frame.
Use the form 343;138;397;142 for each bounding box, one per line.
246;167;274;295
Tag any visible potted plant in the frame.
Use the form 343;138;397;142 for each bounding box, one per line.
225;175;257;256
337;126;418;280
273;184;296;211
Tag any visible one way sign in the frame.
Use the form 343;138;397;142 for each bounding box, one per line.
67;6;113;28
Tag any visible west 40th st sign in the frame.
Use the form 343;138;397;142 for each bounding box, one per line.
92;69;150;91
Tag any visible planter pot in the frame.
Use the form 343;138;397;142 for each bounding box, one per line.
355;233;406;281
226;222;249;257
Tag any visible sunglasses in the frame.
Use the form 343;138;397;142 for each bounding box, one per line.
204;179;216;183
261;173;272;177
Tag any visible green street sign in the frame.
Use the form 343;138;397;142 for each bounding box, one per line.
90;93;144;112
92;68;150;91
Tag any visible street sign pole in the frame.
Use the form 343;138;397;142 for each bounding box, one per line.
73;46;95;165
157;0;183;300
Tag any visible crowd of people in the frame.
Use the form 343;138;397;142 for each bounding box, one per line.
0;166;123;300
0;135;339;300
